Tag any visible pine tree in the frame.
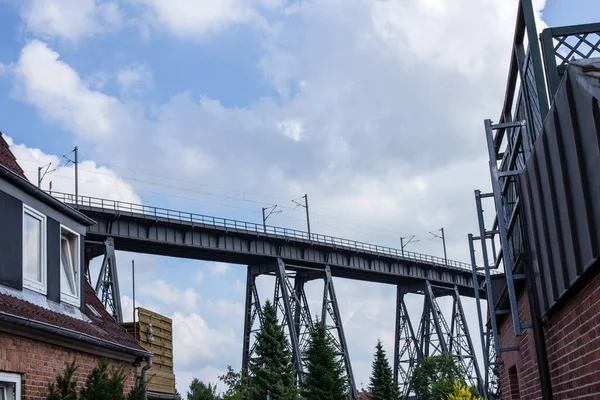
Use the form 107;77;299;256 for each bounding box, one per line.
47;358;78;400
79;358;126;400
302;321;348;400
247;300;298;400
369;340;399;400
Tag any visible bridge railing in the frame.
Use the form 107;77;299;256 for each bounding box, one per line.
52;192;475;272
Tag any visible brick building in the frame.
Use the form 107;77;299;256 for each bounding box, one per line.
0;132;153;399
475;6;600;399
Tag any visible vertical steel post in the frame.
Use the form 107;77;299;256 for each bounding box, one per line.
262;207;267;233
484;119;521;336
74;146;78;207
132;260;136;341
304;194;311;239
468;234;488;375
441;227;448;266
475;190;501;354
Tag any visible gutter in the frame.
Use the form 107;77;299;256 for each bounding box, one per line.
142;356;153;400
0;311;152;359
0;164;96;226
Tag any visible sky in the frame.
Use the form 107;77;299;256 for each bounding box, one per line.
1;0;599;395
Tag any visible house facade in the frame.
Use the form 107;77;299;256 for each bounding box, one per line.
0;132;152;399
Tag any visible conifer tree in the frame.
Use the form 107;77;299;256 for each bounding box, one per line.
247;300;298;400
369;340;399;400
302;321;348;400
47;358;78;400
79;358;126;400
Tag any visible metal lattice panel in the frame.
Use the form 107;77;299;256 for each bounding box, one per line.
553;33;600;68
541;23;600;98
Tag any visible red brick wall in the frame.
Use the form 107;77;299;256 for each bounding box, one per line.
497;267;600;399
544;268;600;399
0;332;138;400
497;287;542;399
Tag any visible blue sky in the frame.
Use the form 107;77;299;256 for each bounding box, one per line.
1;0;599;394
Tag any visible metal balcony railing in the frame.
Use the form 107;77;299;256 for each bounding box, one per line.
50;191;476;273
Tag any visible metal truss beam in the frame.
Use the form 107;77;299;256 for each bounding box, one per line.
418;281;449;358
273;259;304;383
450;286;485;398
322;265;357;399
394;287;421;400
94;237;123;323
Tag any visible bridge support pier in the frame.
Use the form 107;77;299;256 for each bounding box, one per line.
394;286;421;400
241;259;357;398
95;237;123;323
406;281;484;398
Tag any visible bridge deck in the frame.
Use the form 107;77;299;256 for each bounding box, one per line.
52;192;486;296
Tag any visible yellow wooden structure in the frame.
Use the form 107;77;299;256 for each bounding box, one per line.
123;307;177;395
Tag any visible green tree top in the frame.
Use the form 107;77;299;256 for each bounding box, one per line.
247;300;298;400
187;378;220;400
410;354;477;400
369;340;399;400
302;321;348;400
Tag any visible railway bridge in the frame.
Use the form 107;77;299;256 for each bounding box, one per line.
50;192;488;399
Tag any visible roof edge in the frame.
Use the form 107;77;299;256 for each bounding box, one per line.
0;311;152;359
0;163;96;226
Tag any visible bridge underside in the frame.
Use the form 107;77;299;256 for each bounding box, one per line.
80;206;485;299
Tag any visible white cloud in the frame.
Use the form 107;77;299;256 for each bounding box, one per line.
369;0;547;78
116;64;153;94
172;312;237;367
5;134;141;203
278;119;303;142
20;0;122;42
131;0;280;39
10;40;136;141
212;262;231;276
138;280;201;313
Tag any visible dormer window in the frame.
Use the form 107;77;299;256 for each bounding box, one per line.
60;225;80;306
23;205;46;294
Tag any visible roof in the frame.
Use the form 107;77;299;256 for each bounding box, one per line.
0;132;27;179
0;282;148;357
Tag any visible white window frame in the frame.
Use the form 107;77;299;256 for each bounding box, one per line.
22;204;47;295
60;224;81;307
0;372;21;400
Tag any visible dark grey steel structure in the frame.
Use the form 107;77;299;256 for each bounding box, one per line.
49;192;487;398
468;0;600;397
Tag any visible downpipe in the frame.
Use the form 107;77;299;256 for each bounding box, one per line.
142;356;153;400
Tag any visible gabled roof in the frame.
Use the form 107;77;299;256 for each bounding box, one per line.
0;137;96;227
0;132;27;180
0;282;149;358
